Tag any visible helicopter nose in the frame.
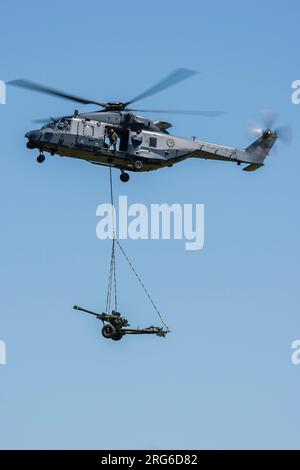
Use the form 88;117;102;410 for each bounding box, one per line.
25;130;41;149
25;130;39;141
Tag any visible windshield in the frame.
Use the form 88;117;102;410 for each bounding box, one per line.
41;119;70;130
57;119;69;130
41;121;57;129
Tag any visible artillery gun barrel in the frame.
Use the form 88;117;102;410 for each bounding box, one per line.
73;305;127;323
73;305;100;318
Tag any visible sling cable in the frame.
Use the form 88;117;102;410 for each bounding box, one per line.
74;167;170;341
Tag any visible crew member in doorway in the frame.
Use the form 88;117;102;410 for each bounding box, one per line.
106;127;118;153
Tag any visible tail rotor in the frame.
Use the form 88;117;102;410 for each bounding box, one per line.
247;109;292;147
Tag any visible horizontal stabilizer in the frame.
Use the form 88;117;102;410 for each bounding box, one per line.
242;163;263;172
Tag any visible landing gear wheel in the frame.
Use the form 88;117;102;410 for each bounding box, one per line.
37;154;45;164
27;142;36;149
120;172;130;183
112;333;123;341
134;160;143;170
102;323;117;339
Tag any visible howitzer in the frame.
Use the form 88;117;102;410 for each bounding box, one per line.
73;305;168;341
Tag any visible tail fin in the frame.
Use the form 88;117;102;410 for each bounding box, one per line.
245;130;278;165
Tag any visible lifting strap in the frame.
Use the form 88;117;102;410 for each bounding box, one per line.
106;167;170;332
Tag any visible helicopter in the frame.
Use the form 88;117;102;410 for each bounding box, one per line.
9;69;288;183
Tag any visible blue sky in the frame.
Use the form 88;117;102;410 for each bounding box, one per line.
1;0;300;449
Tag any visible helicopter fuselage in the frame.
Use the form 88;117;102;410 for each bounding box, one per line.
25;111;278;178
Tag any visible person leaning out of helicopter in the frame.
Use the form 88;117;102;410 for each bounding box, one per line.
106;127;118;153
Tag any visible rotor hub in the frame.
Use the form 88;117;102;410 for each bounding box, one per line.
263;129;272;138
105;102;126;111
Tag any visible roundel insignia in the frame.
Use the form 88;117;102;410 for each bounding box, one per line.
166;138;175;148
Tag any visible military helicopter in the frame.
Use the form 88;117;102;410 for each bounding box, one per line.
9;69;288;182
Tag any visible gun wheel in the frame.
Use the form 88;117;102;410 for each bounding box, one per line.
102;323;116;339
112;333;123;341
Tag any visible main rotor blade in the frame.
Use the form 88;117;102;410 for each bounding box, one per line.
131;108;225;117
125;68;198;106
8;79;107;107
32;118;54;124
32;115;68;124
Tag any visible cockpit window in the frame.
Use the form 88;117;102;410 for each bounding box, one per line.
41;122;57;129
57;120;69;130
41;119;70;130
49;122;57;129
